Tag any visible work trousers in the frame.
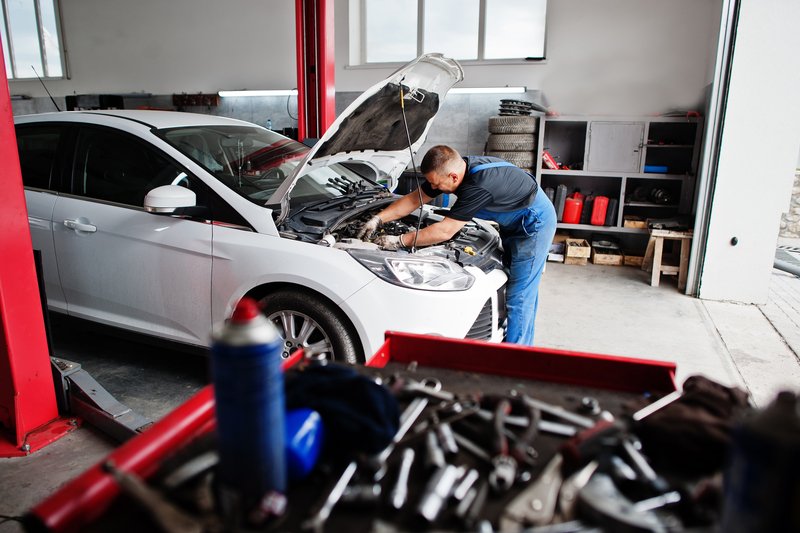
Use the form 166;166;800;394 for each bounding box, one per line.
476;190;557;345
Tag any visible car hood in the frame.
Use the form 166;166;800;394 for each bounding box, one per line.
268;53;463;224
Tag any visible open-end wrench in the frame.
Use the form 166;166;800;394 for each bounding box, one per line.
500;453;565;532
389;447;416;510
300;461;358;533
522;395;595;429
369;395;430;481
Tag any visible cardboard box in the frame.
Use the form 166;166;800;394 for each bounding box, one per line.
623;216;647;229
565;238;590;265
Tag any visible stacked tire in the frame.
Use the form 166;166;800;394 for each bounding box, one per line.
486;115;538;173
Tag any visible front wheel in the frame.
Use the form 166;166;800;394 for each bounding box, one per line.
260;290;361;364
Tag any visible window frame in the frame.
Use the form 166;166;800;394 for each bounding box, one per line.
355;0;547;67
2;0;67;80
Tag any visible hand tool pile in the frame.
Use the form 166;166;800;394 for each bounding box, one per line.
104;360;752;533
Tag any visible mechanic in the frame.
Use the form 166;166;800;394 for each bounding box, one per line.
356;145;557;346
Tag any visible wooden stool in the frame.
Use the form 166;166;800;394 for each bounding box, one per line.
642;229;693;290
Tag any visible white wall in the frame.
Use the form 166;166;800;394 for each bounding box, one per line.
698;0;800;303
9;0;720;117
336;0;723;116
8;0;297;97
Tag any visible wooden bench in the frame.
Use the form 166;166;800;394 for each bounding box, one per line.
642;229;693;290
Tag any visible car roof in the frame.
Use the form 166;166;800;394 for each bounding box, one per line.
14;109;257;129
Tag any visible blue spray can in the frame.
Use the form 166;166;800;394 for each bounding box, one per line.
211;297;286;515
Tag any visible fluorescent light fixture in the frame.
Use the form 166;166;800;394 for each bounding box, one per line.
218;89;298;97
450;86;526;94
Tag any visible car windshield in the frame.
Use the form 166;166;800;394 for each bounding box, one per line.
158;125;381;206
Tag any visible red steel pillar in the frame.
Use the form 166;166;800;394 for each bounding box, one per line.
295;0;336;142
0;44;74;457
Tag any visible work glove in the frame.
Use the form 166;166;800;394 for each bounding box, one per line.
375;234;403;251
356;215;382;240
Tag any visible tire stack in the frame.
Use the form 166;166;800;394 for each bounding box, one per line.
486;100;539;173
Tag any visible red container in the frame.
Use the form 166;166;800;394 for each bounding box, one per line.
563;197;583;224
591;196;609;226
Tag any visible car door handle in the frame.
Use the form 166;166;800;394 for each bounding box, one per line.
63;219;97;233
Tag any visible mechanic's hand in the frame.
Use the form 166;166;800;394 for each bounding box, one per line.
356;215;383;240
375;234;403;251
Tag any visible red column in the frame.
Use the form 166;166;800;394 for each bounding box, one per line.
0;43;73;456
295;0;336;141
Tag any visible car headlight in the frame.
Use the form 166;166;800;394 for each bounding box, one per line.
349;249;475;291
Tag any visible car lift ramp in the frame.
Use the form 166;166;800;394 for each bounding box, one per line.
51;358;152;443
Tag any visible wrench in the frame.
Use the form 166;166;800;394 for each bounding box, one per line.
389;447;416;510
500;453;565;532
300;461;358;533
488;399;517;493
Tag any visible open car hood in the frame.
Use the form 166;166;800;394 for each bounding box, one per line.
268;53;463;223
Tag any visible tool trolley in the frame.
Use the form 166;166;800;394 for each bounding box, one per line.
28;331;709;533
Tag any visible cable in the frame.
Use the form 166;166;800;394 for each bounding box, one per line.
398;82;423;253
0;514;23;525
287;92;298;121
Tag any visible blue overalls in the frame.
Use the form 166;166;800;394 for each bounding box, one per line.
470;162;557;345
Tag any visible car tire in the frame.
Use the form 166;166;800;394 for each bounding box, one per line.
486;151;534;168
486;133;536;152
488;115;538;134
260;290;361;364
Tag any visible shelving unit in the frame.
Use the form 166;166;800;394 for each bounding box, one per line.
535;115;702;242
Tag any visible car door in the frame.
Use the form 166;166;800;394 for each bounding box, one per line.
52;124;213;345
16;123;68;312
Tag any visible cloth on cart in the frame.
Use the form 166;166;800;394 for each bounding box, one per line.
633;375;750;475
285;363;400;459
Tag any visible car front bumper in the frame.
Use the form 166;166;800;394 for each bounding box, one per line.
342;266;508;357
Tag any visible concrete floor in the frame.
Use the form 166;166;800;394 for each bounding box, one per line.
1;259;799;531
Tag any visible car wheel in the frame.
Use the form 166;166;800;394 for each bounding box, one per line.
260;290;361;364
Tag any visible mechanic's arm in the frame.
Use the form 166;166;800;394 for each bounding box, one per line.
377;188;434;223
358;188;435;239
400;216;468;248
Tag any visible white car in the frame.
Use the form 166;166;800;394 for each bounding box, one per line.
16;54;508;363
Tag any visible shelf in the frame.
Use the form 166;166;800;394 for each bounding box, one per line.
556;222;647;234
539;115;702;242
541;169;687;181
644;144;694;149
624;202;679;208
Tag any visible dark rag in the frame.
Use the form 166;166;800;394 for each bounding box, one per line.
633;375;751;476
284;363;400;459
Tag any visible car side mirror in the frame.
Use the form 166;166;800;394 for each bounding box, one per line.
144;185;197;214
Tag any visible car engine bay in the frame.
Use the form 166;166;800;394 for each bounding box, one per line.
279;198;505;273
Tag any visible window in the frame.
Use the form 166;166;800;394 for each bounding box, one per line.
16;124;64;190
73;127;187;207
2;0;66;79
361;0;546;64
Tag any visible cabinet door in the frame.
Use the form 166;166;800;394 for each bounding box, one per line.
586;122;644;172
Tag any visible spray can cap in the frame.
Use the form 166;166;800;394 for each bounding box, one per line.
231;297;262;323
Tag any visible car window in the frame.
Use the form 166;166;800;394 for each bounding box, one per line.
72;126;187;206
159;125;308;203
16;124;64;190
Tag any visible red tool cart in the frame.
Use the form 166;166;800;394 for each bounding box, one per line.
27;332;678;533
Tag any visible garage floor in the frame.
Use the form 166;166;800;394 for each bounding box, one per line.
1;256;799;532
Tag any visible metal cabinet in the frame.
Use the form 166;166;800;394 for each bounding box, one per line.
586;121;644;173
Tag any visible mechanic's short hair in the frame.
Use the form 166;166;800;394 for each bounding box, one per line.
421;145;462;175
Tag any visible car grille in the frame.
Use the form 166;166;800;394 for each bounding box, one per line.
466;286;507;341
